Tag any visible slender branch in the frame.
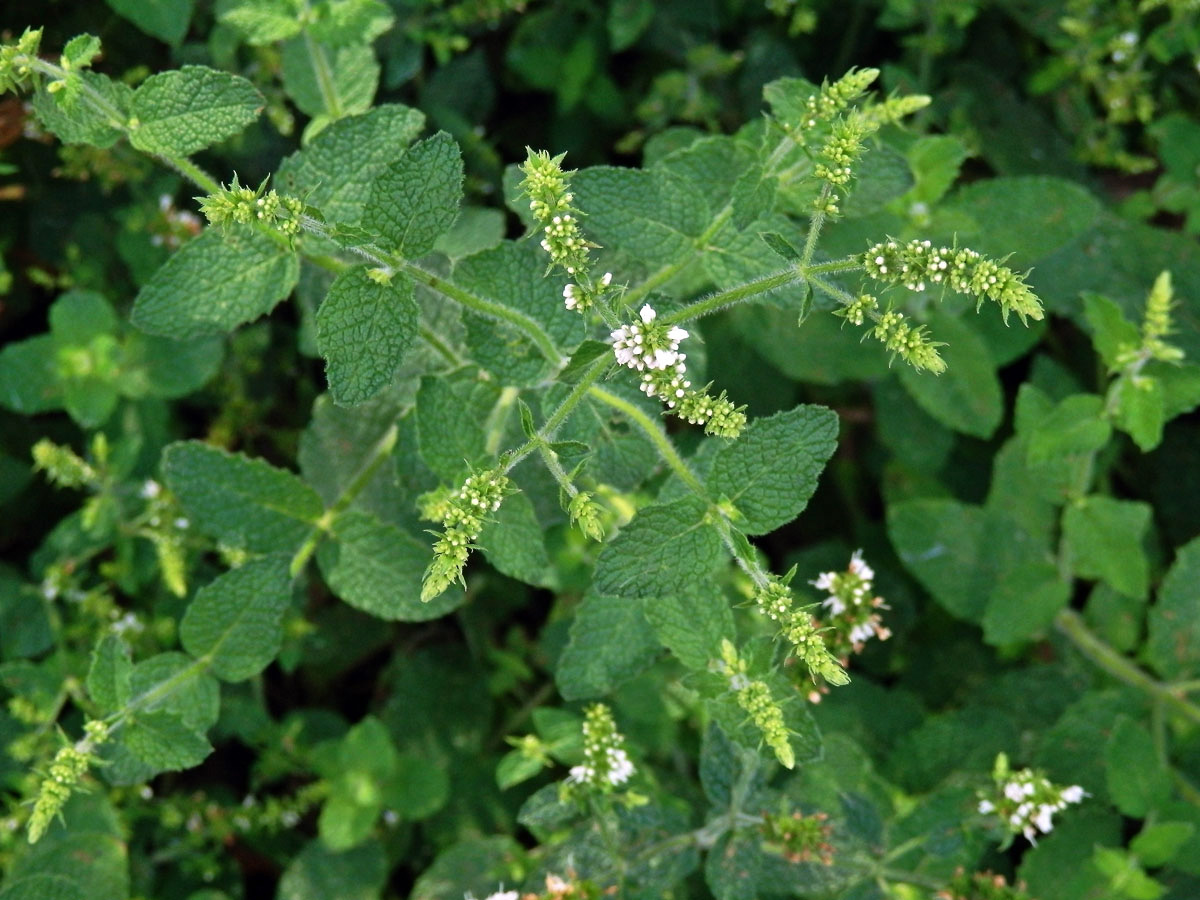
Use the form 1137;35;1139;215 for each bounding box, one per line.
289;423;399;576
660;267;805;326
1055;609;1200;726
585;385;706;496
621;207;734;309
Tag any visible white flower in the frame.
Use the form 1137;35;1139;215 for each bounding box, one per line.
811;572;836;591
639;304;656;323
978;800;994;814
667;326;689;343
600;272;612;286
563;283;580;310
606;747;634;785
483;892;519;900
1033;804;1055;834
822;594;847;615
140;479;162;499
848;549;874;581
1004;781;1027;802
1060;785;1086;804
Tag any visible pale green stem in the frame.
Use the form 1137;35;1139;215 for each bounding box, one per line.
302;29;343;119
500;355;612;475
484;387;520;456
537;441;578;498
802;188;832;267
660;267;805;326
585;384;706;496
289;423;399;576
1055;609;1200;726
621;207;733;309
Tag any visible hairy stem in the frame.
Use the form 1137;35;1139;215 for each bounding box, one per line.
661;267;805;326
1055;609;1200;726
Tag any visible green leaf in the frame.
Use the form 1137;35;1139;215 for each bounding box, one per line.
0;336;61;415
132;227;299;339
1112;376;1166;452
363;132;463;259
31;73;132;148
0;876;85;900
129;651;220;732
572;165;708;273
86;635;132;713
1024;393;1111;463
642;585;734;671
707;404;838;535
280;39;378;123
1130;822;1195;868
163;441;324;554
277;104;425;226
705;832;764;900
5;793;128;899
319;510;463;621
1105;716;1171;818
386;752;449;819
319;717;397;850
1091;847;1165;900
900;134;969;208
592;497;724;598
180;555;292;681
1147;534;1200;680
1063;497;1151;600
896;311;1003;439
414;373;498;482
888;499;990;623
454;241;585;385
478;492;556;589
556;594;659;700
105;0;195;44
1082;293;1139;370
759;231;802;262
122;710;212;772
277;839;388;900
317;267;418;405
220;0;305;44
129;66;263;157
558;340;611;383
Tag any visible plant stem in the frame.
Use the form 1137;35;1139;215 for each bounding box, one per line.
288;423;399;577
622;207;733;309
585;385;706;496
1055;609;1200;726
660;267;805;326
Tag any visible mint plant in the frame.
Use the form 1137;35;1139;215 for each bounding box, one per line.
1;12;1199;900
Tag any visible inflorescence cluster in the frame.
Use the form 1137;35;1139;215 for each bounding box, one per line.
751;569;849;688
420;468;510;602
861;239;1045;325
811;550;891;660
761;809;835;866
715;639;796;769
977;752;1087;846
199;176;305;241
563;703;635;795
612;304;747;438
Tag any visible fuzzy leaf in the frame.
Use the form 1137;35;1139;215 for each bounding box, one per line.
105;0;195;44
31;73;132;148
277;104;425;226
478;492;556;589
319;510;463;621
643;586;734;671
556;593;659;699
317;267;418;405
121;710;212;772
707;404;838;535
277;839;388;900
180;555;292;680
132;227;299;339
1063;497;1151;600
280;39;378;122
364;132;463;259
163;440;324;554
1147;534;1200;680
1106;716;1171;817
129;66;263;156
86;635;132;713
592;496;724;598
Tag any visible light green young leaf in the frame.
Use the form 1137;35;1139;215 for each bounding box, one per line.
105;0;195;45
1063;497;1152;600
897;311;1003;439
86;634;132;713
121;709;212;772
556;593;660;699
591;496;725;598
129;66;263;156
478;492;556;589
180;555;292;681
642;585;735;671
414;373;499;482
317;267;418;405
318;509;463;621
1082;293;1140;370
221;0;305;45
1130;822;1195;868
132;227;299;339
31;73;132;148
308;0;394;45
1147;534;1200;680
572;165;709;273
162;440;325;554
280;38;378;122
277;104;425;226
277;839;388;900
1024;393;1111;463
1105;716;1171;818
363;132;463;259
707;404;838;535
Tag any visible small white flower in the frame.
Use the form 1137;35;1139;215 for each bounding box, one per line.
848;550;874;581
601;272;613;286
667;326;689;344
978;800;994;814
1033;804;1055;833
639;304;656;323
140;479;162;499
822;594;847;615
483;892;519;900
1060;785;1086;804
1004;781;1026;802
